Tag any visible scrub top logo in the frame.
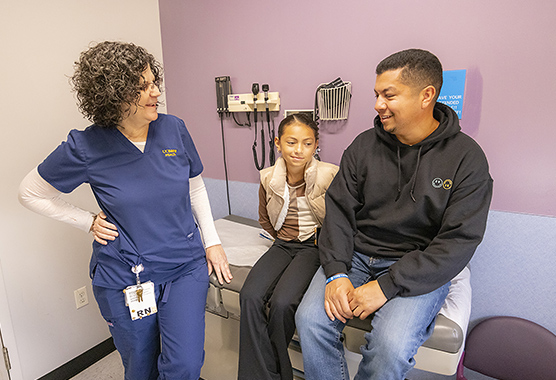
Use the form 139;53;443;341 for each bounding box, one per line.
432;177;453;190
162;149;177;157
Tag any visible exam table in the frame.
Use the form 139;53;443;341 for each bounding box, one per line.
201;215;471;379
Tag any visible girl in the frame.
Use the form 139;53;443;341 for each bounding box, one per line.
238;113;338;380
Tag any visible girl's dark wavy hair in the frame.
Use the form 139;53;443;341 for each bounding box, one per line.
277;112;319;141
70;41;163;128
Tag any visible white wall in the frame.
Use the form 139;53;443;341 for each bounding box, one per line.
0;1;165;379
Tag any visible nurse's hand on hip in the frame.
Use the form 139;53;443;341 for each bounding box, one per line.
90;211;118;245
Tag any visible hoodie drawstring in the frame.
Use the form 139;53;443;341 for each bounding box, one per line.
395;145;422;203
395;147;402;201
409;146;423;202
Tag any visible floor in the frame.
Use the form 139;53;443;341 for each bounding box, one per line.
67;350;492;380
69;351;124;380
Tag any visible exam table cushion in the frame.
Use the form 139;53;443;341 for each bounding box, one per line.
210;216;470;354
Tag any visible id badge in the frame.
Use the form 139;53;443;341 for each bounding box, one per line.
123;281;157;321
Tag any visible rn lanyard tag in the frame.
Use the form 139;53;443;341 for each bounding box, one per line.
124;264;157;321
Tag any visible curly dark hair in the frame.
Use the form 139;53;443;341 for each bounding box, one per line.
70;41;163;128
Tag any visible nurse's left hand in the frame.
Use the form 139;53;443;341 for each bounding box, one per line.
205;244;233;285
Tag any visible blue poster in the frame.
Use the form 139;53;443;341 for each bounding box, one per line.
438;69;466;119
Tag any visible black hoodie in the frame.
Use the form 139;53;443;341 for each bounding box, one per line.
320;103;493;299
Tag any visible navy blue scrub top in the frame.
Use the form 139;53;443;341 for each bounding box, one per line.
38;114;206;289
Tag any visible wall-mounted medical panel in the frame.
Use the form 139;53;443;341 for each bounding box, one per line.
227;92;280;113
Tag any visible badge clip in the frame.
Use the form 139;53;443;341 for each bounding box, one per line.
131;264;144;285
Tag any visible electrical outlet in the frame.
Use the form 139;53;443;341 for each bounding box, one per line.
74;286;89;309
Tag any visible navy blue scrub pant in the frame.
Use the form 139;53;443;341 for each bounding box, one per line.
93;262;209;380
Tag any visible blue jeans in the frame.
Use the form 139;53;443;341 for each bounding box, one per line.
295;252;449;380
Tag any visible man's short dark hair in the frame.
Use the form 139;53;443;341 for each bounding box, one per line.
376;49;443;101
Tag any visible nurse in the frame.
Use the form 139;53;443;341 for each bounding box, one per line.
18;41;232;380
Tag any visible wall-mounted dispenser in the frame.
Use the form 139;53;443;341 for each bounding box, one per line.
314;78;352;121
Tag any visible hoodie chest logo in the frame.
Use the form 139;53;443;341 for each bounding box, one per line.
432;178;453;190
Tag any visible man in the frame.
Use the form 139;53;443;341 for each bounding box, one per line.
295;49;493;380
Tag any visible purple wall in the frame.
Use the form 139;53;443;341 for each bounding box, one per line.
159;0;556;217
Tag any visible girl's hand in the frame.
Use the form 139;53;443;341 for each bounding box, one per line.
90;211;118;245
206;244;233;285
